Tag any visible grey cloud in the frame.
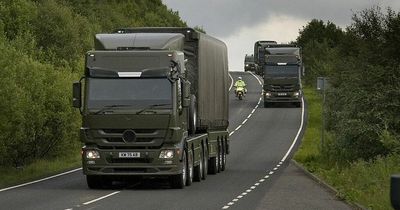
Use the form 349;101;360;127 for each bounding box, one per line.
163;0;400;37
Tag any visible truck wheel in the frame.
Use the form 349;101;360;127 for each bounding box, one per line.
221;140;226;171
186;149;194;186
217;141;222;173
170;150;187;189
208;143;219;175
295;102;302;108
202;144;208;180
86;175;103;189
188;95;197;135
193;147;203;182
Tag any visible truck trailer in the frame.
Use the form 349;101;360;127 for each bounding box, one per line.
253;40;277;75
72;27;229;189
262;44;302;107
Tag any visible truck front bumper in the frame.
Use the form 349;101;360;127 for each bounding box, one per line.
263;91;302;103
82;146;182;176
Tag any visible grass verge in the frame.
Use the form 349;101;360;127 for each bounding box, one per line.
0;152;81;189
295;86;400;210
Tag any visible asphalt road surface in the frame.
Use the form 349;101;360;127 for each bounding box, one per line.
0;71;351;210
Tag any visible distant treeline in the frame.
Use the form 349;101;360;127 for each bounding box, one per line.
0;0;186;167
297;6;400;163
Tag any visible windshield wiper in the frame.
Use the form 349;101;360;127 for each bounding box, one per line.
94;104;134;115
136;103;171;114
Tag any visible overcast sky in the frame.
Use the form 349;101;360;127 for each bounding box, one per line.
162;0;400;71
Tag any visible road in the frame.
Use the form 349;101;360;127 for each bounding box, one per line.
0;72;351;210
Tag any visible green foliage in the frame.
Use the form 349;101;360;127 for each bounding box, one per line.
0;0;186;171
297;6;400;162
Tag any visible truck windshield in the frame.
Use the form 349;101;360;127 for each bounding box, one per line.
87;78;172;110
264;65;298;76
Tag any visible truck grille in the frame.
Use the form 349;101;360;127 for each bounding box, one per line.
269;84;295;91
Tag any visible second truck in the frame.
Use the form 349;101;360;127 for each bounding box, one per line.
72;27;229;189
262;44;303;107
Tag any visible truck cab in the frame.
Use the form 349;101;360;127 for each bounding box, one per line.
262;45;302;107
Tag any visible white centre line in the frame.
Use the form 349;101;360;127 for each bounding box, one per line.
83;191;121;205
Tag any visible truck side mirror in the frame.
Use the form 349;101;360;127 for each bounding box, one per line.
182;80;191;107
72;81;82;108
391;174;400;210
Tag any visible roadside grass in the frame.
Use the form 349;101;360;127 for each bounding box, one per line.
0;152;81;189
295;86;400;210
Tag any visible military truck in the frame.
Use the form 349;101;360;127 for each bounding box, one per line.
262;44;302;107
72;27;229;189
244;54;256;71
253;40;277;75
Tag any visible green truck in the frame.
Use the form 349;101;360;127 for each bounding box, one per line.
244;54;256;71
262;44;302;107
72;27;229;189
253;40;277;75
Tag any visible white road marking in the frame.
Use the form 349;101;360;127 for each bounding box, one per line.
242;119;248;124
246;189;252;193
233;199;239;202
0;168;82;193
269;171;274;175
264;175;270;179
273;167;278;170
251;109;255;114
235;125;242;131
229;73;234;91
281;97;305;162
83;191;120;205
255;183;260;186
250;186;256;189
222;206;230;209
259;179;265;182
248;113;253;118
237;195;243;199
228;202;234;206
229;131;235;136
249;71;262;85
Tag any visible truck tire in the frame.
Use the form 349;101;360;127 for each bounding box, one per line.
170;150;187;189
86;175;103;189
208;142;220;174
188;95;197;135
193;147;203;182
202;144;208;180
295;102;301;108
218;141;223;173
221;140;226;171
186;148;194;186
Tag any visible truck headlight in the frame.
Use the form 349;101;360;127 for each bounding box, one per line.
293;92;300;97
265;92;272;97
159;150;174;159
245;64;249;67
85;150;100;159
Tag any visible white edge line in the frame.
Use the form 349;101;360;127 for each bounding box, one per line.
83;191;121;205
0;167;82;192
281;97;305;162
229;73;234;91
248;71;262;85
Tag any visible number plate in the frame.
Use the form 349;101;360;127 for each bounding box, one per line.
118;152;140;158
278;92;287;96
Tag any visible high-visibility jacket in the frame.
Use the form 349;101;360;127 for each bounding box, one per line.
234;80;246;88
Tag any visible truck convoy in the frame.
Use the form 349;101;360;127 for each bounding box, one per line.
253;40;277;75
262;44;302;107
72;27;229;189
244;54;256;71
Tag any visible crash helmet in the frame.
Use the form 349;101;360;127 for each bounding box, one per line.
238;76;242;80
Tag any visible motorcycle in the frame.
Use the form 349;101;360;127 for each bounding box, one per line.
235;86;245;100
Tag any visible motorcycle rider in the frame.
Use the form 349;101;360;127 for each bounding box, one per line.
234;76;247;95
